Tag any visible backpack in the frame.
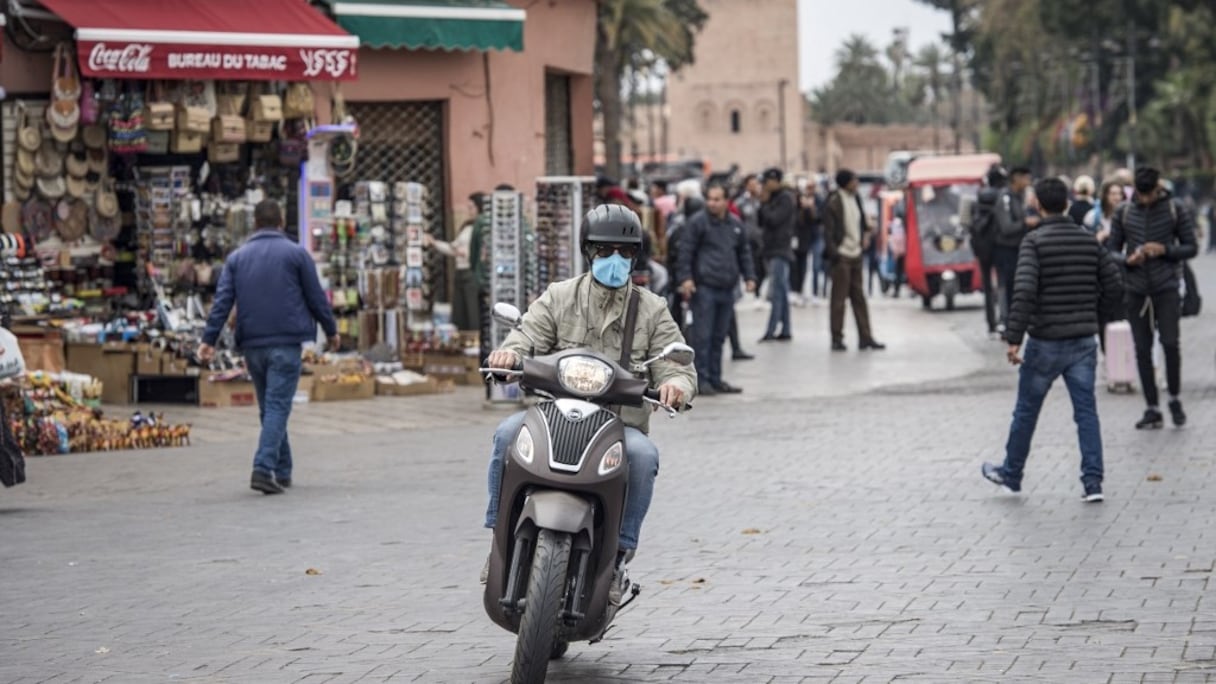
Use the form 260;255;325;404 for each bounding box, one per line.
969;187;1001;259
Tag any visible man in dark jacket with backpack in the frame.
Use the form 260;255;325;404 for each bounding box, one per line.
970;165;1006;335
982;178;1124;503
991;167;1040;331
1107;167;1198;430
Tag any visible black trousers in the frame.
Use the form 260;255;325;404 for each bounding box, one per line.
992;245;1020;328
1126;288;1182;408
977;254;997;333
791;247;811;295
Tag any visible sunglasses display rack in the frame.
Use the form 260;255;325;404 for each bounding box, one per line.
533;177;598;301
487;189;524;404
394;181;431;326
133;166;192;299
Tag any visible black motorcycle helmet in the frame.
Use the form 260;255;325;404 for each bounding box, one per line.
581;203;643;266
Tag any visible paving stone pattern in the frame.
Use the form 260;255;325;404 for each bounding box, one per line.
3;258;1215;683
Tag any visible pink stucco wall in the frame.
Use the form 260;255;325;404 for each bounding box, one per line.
319;0;597;227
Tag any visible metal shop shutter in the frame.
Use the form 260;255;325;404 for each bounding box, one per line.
348;101;449;302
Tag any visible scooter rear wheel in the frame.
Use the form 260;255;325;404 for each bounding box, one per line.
511;529;572;683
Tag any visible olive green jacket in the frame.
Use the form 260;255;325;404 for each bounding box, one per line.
499;274;697;433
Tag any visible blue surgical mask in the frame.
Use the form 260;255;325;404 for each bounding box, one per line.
591;254;631;289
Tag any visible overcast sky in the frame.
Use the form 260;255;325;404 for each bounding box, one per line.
798;0;953;93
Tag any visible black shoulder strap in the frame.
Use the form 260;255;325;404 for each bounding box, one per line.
620;288;641;368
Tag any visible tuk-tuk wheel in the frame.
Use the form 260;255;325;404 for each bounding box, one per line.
921;295;933;310
945;294;956;311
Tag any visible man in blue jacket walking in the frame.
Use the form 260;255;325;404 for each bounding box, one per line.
199;201;339;495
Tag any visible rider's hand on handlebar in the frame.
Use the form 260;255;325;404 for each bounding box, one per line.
487;350;521;370
678;279;696;300
657;382;685;410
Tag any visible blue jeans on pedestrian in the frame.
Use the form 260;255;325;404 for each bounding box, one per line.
692;285;735;387
243;345;301;482
484;411;660;551
997;336;1103;489
765;257;792;338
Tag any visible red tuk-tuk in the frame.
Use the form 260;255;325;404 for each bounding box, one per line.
903;153;1002;310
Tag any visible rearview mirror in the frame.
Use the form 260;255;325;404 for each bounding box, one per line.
641;342;695;369
492;302;523;328
660;343;695;367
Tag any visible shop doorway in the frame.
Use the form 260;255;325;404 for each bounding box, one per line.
544;73;573;176
347;101;448;302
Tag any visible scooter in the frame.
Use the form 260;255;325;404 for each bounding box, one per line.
481;302;693;683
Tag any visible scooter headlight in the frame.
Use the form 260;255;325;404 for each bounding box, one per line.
557;356;614;396
598;441;624;476
514;425;534;464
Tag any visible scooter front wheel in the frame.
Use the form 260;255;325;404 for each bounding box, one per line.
511;528;572;683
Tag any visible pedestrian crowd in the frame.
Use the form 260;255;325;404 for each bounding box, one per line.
973;164;1202;503
597;168;887;398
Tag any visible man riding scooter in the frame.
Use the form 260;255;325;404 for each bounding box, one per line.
482;204;697;604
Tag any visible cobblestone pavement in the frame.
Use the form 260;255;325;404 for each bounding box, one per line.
3;257;1215;683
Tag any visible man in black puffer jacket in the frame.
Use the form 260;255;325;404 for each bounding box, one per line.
982;178;1124;503
1107;167;1198;430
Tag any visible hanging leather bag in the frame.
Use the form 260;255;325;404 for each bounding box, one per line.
144;81;175;131
212;82;247;142
282;82;315;119
250;83;283;123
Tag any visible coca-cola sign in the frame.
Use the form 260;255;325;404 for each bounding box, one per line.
87;43;153;74
76;40;358;81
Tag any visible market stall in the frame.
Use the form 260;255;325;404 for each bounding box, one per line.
0;0;363;412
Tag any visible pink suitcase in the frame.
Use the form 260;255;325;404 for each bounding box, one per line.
1104;320;1137;393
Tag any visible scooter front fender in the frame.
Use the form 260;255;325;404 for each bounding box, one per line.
516;490;595;544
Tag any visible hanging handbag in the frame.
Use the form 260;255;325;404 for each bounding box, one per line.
250;83;283;122
51;43;81;102
208;142;241;164
144;81;175;131
212;82;247;142
282;82;315;119
171;130;204;154
145;130;170;155
176;103;211;134
109;85;148;154
16;102;42;152
246;119;274;143
215;82;247;121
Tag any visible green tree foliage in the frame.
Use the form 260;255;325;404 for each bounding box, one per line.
596;0;707;178
968;0;1216;179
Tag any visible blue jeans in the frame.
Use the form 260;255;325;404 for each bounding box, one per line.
692;285;735;387
764;257;792;338
998;336;1103;488
243;345;301;481
485;412;660;550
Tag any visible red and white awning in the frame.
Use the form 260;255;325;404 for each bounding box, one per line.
39;0;360;81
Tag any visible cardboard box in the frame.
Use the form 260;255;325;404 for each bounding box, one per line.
198;374;257;407
16;331;66;373
374;376;452;397
135;344;163;375
66;343;134;405
311;377;375;401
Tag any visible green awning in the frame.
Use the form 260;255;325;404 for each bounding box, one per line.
331;1;525;52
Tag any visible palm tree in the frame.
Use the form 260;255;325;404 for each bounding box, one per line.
596;0;704;178
915;44;946;151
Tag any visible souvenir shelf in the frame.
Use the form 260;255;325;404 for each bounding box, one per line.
133;166;191;298
487;189;524;404
533;176;597;300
